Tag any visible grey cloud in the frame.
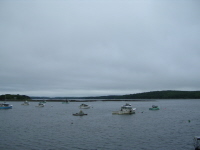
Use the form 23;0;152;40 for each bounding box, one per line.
0;0;200;96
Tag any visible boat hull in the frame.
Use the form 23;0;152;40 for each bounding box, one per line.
79;106;90;109
112;111;136;115
35;105;44;107
73;114;87;116
0;106;12;109
149;108;159;110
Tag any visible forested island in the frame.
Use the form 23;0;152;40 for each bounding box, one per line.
0;94;31;101
1;90;200;101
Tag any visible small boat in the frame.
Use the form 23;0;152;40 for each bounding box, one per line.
21;101;29;105
0;95;13;109
112;103;136;115
149;105;159;110
35;102;45;107
79;104;90;109
62;100;69;104
194;136;200;150
0;103;13;109
73;110;87;116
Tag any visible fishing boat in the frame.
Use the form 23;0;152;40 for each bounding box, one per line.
149;105;159;110
112;103;136;115
194;136;200;150
73;110;87;116
35;102;45;107
79;104;90;109
0;95;13;109
21;101;29;105
0;102;13;109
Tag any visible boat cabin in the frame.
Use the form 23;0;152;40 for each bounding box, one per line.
0;103;10;107
194;136;200;150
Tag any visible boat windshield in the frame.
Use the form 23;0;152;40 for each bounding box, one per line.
121;106;132;109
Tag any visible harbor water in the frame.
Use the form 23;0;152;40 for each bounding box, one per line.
0;99;200;150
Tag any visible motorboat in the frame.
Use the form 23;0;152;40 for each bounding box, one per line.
35;102;45;107
21;101;29;105
112;103;136;115
73;110;87;116
194;136;200;150
149;105;159;110
0;102;13;109
79;104;90;109
0;95;13;109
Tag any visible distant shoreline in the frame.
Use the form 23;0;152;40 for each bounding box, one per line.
1;99;154;102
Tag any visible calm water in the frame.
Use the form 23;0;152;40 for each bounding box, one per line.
0;100;200;150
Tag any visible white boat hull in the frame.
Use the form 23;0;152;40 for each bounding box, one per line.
112;108;136;115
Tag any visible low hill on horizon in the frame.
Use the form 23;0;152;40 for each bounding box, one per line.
31;90;200;99
83;90;200;99
1;90;200;100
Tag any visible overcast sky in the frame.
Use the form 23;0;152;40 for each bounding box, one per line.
0;0;200;97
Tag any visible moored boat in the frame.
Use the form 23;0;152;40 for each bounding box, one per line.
79;104;90;109
21;101;29;105
149;105;159;110
35;102;45;107
0;103;13;109
112;103;136;115
73;110;87;116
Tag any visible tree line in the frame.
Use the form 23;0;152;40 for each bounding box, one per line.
84;90;200;99
0;94;31;101
1;90;200;100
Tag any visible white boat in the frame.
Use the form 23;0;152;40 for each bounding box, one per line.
194;136;200;150
79;104;90;109
35;102;45;107
21;101;29;105
112;103;136;115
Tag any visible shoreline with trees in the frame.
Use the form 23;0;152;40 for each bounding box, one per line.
1;90;200;102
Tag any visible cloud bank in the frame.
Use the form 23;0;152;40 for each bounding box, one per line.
1;0;200;96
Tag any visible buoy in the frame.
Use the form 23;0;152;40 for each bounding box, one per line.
188;120;191;123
